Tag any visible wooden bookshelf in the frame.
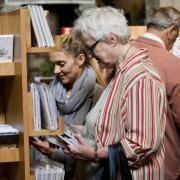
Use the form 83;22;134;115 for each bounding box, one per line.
0;148;19;163
0;63;15;76
30;129;63;137
27;46;61;53
129;26;147;39
30;175;35;180
29;115;64;136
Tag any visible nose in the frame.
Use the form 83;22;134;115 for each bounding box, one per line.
54;65;61;74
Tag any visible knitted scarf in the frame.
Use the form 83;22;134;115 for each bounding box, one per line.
50;65;96;125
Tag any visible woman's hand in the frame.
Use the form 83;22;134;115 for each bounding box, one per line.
30;139;53;157
64;134;95;161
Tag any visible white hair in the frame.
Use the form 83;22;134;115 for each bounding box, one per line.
147;7;180;30
73;6;130;45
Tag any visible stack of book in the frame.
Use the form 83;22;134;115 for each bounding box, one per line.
0;124;19;148
30;82;58;131
28;5;55;47
31;159;65;180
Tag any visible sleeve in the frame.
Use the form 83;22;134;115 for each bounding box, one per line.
51;148;76;172
51;148;66;163
120;77;166;167
168;80;180;128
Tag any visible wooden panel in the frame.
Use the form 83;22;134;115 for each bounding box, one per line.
0;96;5;124
129;26;147;39
30;174;35;180
0;164;9;180
0;148;19;163
0;63;15;76
0;80;5;124
0;9;25;180
27;47;61;53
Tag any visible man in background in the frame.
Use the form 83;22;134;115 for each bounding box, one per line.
131;6;180;180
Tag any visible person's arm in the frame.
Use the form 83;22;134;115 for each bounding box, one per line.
168;77;180;128
31;140;53;157
31;139;67;163
119;77;166;167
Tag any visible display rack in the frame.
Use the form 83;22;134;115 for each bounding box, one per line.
0;8;63;180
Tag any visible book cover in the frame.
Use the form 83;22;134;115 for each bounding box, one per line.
0;34;14;63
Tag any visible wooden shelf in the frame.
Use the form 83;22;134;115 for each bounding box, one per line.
30;175;35;180
27;47;61;53
0;63;15;76
0;148;19;163
30;128;63;137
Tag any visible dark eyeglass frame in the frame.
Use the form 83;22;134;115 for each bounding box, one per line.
87;40;101;56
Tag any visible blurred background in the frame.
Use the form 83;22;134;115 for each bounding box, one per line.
0;0;179;78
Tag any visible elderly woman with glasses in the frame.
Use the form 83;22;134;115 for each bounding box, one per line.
64;6;167;180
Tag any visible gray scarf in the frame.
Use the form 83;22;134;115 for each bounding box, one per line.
50;65;96;125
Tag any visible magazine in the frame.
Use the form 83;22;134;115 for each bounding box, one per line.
45;122;81;149
58;122;81;147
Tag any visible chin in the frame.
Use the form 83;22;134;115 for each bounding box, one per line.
59;78;68;84
61;80;70;85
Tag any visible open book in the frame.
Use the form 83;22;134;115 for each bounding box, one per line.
45;122;81;149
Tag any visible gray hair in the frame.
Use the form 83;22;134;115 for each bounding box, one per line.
73;6;130;45
147;7;180;30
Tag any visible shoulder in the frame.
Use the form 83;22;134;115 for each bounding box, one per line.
122;52;164;91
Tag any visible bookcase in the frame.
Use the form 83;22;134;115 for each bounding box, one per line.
0;8;63;180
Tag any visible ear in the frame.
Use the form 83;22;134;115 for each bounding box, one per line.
76;53;85;67
108;34;119;47
167;26;175;40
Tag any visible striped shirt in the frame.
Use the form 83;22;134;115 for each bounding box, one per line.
94;49;167;179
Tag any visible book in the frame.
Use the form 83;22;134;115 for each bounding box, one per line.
0;34;14;63
57;122;80;146
29;6;43;47
45;122;80;149
31;83;41;131
37;83;58;130
28;5;55;47
30;82;58;131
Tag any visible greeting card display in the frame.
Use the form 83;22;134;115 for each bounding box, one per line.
0;34;13;63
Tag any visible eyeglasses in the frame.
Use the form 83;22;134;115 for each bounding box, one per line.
87;40;101;56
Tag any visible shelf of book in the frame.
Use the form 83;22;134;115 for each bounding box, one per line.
0;148;19;163
28;92;64;137
0;63;15;76
30;127;64;137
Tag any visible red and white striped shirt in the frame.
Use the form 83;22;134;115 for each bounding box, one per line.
94;49;167;179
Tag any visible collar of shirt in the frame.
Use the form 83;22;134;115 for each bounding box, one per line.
143;32;166;48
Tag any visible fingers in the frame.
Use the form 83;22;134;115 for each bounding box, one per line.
74;134;85;145
31;140;49;148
